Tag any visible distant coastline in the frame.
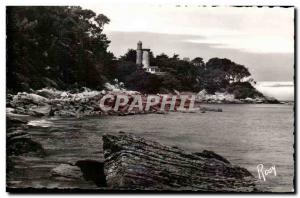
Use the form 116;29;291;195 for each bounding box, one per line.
255;81;294;101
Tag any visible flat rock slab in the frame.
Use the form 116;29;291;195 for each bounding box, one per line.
103;132;257;192
51;164;84;180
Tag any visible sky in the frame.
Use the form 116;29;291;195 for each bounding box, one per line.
255;81;294;101
83;3;294;100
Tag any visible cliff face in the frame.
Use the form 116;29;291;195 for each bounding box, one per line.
102;132;258;191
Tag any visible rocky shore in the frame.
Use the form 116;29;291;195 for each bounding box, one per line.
196;89;280;104
7;115;45;157
6;87;215;118
6;86;278;191
7;132;258;192
6;86;281;120
102;132;258;191
7;104;259;191
46;132;258;191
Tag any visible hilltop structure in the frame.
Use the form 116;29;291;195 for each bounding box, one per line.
136;41;163;75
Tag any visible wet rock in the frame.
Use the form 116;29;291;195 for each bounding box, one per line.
195;89;274;104
7;114;45;157
7;130;29;139
11;93;49;107
193;150;230;164
35;87;62;99
8;88;225;118
54;110;76;117
196;90;236;103
51;164;83;180
244;97;255;103
200;106;223;112
265;96;280;104
6;115;28;127
28;104;51;116
14;107;27;115
102;132;257;191
9;92;50;117
12;88;195;118
7;136;45;156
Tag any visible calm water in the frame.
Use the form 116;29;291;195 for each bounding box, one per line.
7;104;294;192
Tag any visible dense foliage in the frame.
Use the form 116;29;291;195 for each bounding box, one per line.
118;49;262;98
7;6;115;92
7;6;263;99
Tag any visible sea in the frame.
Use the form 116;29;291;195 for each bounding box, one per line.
7;104;294;192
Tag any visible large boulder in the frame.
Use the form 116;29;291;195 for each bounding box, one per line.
7;114;45;157
51;164;84;180
28;104;52;116
7;136;45;156
35;87;63;99
102;132;257;191
197;90;237;103
264;96;280;104
11;93;49;106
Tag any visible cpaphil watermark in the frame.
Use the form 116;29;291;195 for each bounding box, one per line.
99;94;197;112
257;164;277;181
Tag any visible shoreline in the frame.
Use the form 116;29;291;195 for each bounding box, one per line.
6;103;292;191
6;87;288;119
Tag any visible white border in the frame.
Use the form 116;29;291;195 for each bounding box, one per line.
0;1;298;198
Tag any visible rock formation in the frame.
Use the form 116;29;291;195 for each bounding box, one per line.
6;115;45;156
7;88;198;118
102;132;257;192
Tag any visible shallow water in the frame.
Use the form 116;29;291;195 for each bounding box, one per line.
7;104;294;192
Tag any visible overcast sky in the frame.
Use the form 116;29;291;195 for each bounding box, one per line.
83;3;294;100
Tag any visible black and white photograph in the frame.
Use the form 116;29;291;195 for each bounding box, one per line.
5;1;295;193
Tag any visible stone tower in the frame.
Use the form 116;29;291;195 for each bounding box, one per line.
142;49;150;69
136;41;143;65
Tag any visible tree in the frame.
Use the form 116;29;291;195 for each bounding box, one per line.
203;58;251;93
227;82;264;99
205;58;250;83
228;64;251;83
119;49;136;63
7;6;114;92
191;57;205;67
172;54;180;60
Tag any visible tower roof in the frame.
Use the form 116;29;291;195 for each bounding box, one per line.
138;41;142;44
